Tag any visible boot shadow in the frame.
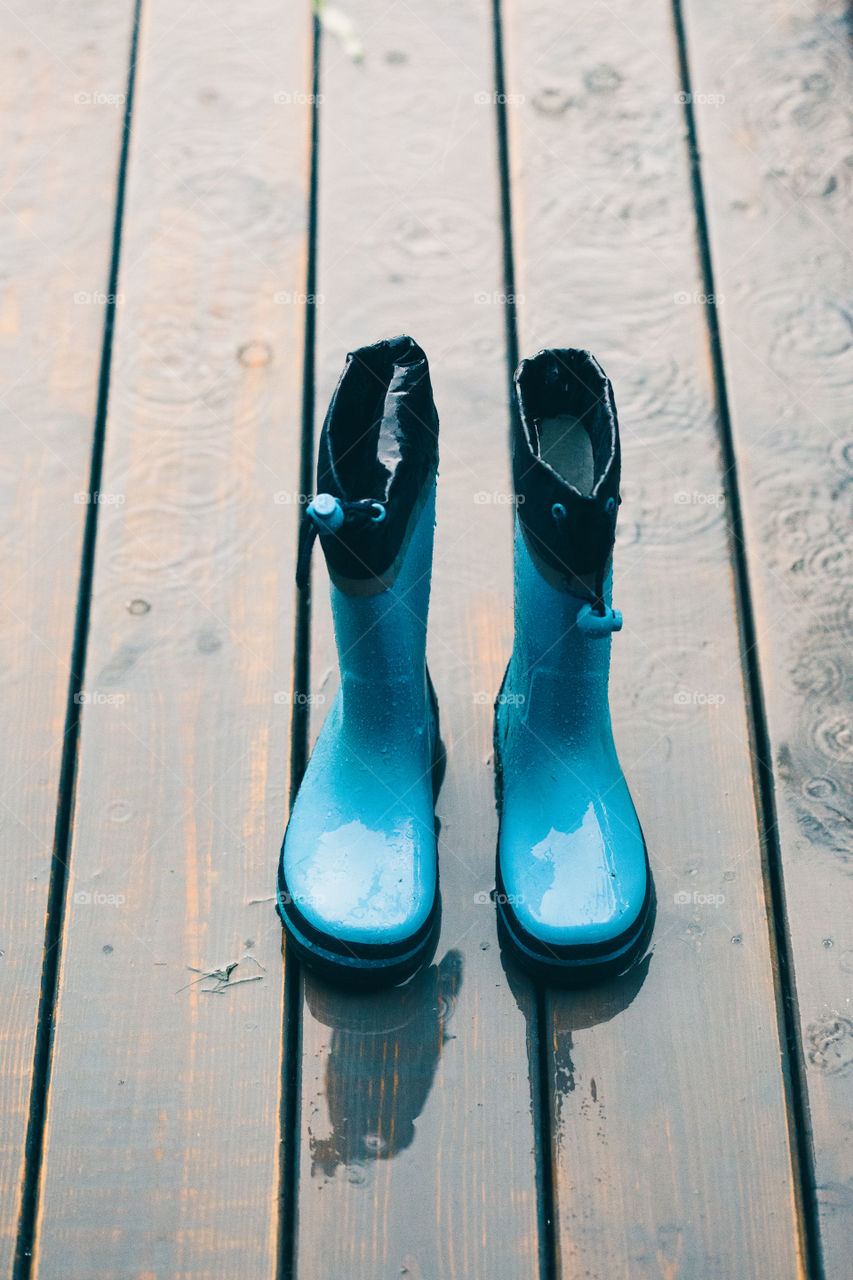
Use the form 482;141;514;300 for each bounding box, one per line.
500;894;655;1132
303;948;463;1176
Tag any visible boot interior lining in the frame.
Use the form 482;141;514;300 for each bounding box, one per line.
538;414;595;496
329;351;396;496
517;349;615;492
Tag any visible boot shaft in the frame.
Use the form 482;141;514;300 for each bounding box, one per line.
317;334;438;593
512;347;620;605
331;484;435;731
505;348;623;742
297;335;439;732
507;513;615;743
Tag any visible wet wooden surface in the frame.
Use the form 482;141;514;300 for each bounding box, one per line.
2;0;849;1277
684;1;853;1271
28;2;311;1276
505;0;805;1274
0;3;138;1272
296;2;541;1277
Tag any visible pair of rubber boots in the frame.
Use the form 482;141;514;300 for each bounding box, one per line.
278;336;654;987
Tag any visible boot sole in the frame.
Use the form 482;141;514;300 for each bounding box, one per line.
277;671;446;990
495;865;656;986
276;883;441;989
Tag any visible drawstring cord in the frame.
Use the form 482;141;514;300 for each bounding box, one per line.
296;494;386;590
552;496;622;636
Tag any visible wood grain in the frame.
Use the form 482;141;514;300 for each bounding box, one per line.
503;0;805;1274
31;2;312;1275
0;3;137;1271
294;2;541;1276
682;0;853;1269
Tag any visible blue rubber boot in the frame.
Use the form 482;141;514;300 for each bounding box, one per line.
278;336;443;987
494;349;654;983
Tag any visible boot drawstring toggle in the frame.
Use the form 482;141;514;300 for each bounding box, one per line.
296;494;386;590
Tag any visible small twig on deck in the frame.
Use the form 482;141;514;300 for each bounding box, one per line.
176;960;265;994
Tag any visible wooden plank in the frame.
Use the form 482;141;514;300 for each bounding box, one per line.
682;0;853;1269
31;2;312;1275
294;2;541;1277
503;0;806;1274
0;3;137;1271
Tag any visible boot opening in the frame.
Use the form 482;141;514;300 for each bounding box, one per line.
327;336;428;500
516;348;616;495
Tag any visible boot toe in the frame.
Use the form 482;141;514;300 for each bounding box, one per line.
497;791;651;971
281;815;437;951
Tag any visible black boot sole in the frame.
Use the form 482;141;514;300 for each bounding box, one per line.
495;864;656;987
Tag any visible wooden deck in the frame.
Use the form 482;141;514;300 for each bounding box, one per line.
1;2;850;1277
